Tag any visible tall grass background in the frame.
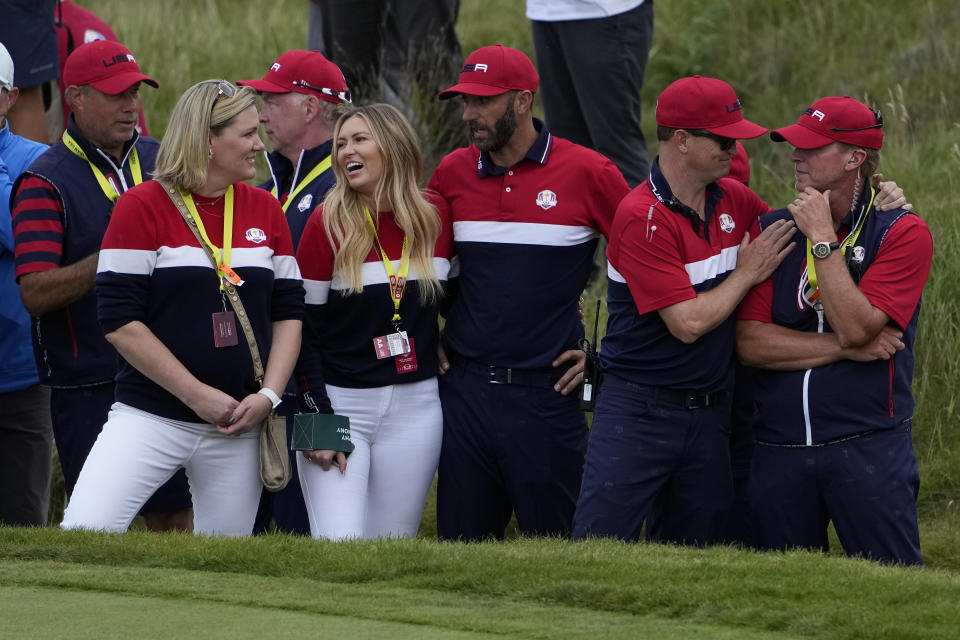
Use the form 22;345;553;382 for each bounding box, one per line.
62;0;960;568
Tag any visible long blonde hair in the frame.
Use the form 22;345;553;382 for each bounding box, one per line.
322;103;442;303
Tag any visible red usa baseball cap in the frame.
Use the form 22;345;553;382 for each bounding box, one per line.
438;45;538;100
771;95;883;150
656;75;766;139
237;50;351;104
62;40;157;94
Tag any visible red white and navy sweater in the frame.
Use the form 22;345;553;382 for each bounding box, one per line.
95;180;304;423
295;193;452;404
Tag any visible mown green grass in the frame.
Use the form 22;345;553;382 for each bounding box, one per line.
61;0;959;575
3;527;960;639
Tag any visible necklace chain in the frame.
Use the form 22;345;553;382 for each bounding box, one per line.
193;193;224;216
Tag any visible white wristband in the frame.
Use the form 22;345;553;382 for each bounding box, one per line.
257;387;282;409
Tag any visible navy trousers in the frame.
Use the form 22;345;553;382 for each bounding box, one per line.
572;373;734;545
750;423;922;565
436;357;587;541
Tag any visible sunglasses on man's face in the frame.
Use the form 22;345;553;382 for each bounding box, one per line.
686;129;736;152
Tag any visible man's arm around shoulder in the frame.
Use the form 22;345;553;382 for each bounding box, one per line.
659;219;795;343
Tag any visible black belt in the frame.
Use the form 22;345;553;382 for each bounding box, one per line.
451;353;562;389
626;381;729;410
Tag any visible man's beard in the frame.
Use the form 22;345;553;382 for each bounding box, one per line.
472;97;518;153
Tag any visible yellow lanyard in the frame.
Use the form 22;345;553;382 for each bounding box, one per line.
270;155;332;213
364;207;410;325
62;131;142;202
805;186;876;294
182;187;240;291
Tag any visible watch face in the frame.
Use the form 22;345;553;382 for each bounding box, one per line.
812;242;830;259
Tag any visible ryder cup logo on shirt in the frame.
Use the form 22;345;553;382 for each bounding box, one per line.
536;190;558;210
719;213;736;233
297;193;313;212
851;246;866;263
245;227;268;243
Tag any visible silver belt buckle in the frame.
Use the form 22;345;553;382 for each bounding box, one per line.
488;366;512;384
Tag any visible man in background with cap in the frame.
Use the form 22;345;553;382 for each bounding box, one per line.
736;96;931;564
239;49;350;254
0;41;54;526
238;49;350;535
11;40;191;531
428;44;630;541
571;76;796;545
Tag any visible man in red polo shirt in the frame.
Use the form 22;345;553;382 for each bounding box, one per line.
428;45;630;541
571;76;795;545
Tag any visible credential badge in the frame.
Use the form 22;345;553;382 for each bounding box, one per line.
536;190;558;210
719;213;736;233
246;228;268;243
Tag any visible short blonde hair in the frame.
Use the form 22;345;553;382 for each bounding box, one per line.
154;80;258;191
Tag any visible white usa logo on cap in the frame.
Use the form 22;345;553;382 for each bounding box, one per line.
536;190;557;210
297;194;313;212
246;228;267;243
719;213;736;233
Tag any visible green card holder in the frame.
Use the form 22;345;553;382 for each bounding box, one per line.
291;413;354;453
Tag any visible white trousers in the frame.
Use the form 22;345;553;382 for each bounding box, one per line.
298;377;443;540
61;403;261;537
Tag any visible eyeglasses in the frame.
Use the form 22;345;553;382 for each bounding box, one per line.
212;81;236;110
830;108;884;132
292;80;352;104
686;129;736;151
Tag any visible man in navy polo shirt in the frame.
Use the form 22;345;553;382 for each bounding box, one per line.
571;76;796;545
736;96;931;565
428;45;630;541
11;40;191;531
238;50;350;536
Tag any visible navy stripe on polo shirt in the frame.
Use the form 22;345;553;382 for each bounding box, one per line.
600;159;768;391
96;180;304;422
428;119;630;369
12;175;65;277
296;192;453;391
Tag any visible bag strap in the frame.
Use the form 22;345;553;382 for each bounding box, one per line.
158;180;266;385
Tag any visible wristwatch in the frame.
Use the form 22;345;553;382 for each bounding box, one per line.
811;241;841;259
257;387;282;409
